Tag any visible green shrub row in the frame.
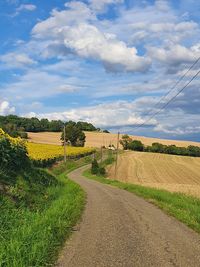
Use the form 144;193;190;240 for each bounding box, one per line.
120;134;200;157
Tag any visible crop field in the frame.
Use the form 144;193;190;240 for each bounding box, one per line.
28;131;200;148
107;151;200;198
27;142;95;160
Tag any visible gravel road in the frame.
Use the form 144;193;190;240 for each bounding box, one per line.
56;165;200;267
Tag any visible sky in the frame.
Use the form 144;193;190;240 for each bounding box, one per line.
0;0;200;141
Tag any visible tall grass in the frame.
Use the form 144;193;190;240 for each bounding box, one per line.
0;168;85;267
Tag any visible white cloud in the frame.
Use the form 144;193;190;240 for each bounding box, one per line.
32;2;151;73
89;0;123;13
148;44;200;66
24;100;157;128
16;4;36;13
1;70;82;100
0;101;15;115
0;52;36;69
32;2;95;38
61;23;151;72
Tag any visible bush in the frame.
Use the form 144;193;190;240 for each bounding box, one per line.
91;160;106;176
91;159;99;174
0;129;30;176
128;140;144;151
99;167;106;176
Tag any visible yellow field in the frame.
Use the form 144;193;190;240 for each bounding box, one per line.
28;131;200;148
27;142;94;160
107;151;200;198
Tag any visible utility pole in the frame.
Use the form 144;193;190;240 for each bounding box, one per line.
114;132;120;179
63;124;67;163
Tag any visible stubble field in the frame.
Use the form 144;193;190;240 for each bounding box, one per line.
28;131;200;148
107;151;200;198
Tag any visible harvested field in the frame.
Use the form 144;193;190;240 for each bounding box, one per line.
28;131;200;148
28;132;62;145
107;151;200;198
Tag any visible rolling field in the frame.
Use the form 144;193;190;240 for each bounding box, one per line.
28;131;200;148
107;151;200;198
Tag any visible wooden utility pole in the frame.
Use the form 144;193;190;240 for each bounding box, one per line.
63;124;67;163
114;132;120;179
101;145;103;163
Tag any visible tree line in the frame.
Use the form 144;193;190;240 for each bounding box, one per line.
120;134;200;157
0;115;107;138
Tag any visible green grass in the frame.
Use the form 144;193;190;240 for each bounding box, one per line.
83;169;200;234
0;160;87;267
51;152;101;176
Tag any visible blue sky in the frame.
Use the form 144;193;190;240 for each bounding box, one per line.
1;0;200;141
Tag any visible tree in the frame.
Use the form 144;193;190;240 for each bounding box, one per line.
187;145;200;157
128;140;144;151
120;134;132;150
150;142;166;153
61;122;86;147
76;121;97;131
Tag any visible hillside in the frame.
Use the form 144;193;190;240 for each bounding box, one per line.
28;131;200;148
107;151;200;198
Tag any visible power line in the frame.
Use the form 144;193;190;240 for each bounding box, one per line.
134;68;200;130
141;56;200;118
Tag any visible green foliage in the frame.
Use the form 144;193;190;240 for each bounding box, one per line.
99;167;106;176
120;135;144;151
0;170;85;267
0;115;98;137
148;142;166;153
120;134;200;157
103;129;110;133
91;159;106;176
61;121;86;147
128;140;144;151
76;121;97;131
91;159;99;174
0;135;29;178
120;134;132;150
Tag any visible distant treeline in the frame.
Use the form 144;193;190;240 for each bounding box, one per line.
0;115;109;138
120;135;200;157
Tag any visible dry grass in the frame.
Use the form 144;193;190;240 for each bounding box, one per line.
28;131;200;148
107;151;200;198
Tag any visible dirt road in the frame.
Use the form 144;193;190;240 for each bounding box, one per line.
57;165;200;267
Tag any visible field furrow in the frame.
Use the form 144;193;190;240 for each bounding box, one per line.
108;151;200;198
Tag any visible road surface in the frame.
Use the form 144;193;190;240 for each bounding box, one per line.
56;165;200;267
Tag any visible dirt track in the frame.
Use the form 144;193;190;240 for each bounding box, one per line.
56;165;200;267
108;151;200;198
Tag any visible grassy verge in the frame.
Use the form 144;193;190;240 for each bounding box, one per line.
83;164;200;234
0;156;93;267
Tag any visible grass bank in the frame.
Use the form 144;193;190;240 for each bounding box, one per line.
0;154;97;267
84;159;200;234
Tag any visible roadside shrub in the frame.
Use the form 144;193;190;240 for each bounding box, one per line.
99;167;106;176
91;159;99;174
0;129;29;176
